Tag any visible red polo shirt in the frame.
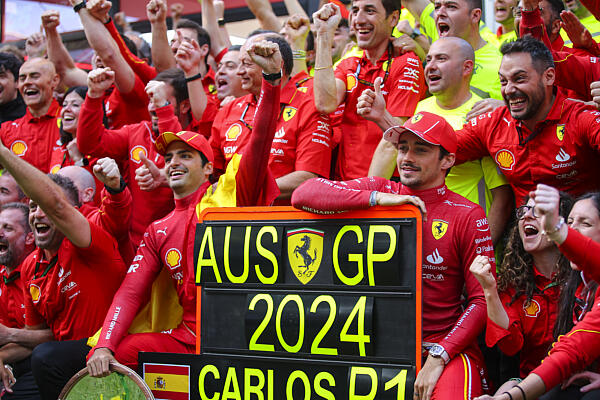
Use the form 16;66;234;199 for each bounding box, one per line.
0;264;26;328
21;221;126;340
210;73;332;180
0;100;61;172
456;91;600;201
486;268;560;377
333;48;425;179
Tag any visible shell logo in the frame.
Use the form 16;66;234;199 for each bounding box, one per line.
165;248;182;270
346;74;358;92
30;284;41;304
130;145;148;164
50;164;61;174
523;299;541;317
495;149;516;171
225;123;243;141
10;140;27;157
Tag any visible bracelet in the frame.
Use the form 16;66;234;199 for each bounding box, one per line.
185;72;202;83
521;5;541;11
217;18;225;26
503;392;514;400
292;50;306;60
105;177;127;195
262;70;282;81
313;65;333;71
73;0;86;12
515;385;527;400
369;191;378;206
542;216;564;236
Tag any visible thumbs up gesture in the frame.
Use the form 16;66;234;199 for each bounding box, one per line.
356;76;387;124
135;153;167;191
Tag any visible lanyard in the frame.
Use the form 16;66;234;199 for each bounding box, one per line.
3;271;19;285
34;255;58;280
354;43;393;89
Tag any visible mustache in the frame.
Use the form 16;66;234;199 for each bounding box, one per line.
400;162;421;171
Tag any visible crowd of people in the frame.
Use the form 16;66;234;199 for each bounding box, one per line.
0;0;599;398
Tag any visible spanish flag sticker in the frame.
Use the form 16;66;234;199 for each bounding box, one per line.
143;363;190;400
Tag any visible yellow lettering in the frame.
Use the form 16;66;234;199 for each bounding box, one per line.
197;227;222;283
224;226;249;283
366;226;396;286
222;367;242;400
255;226;278;284
286;370;310;400
349;367;378;400
314;372;336;400
198;364;221;400
267;369;274;400
276;295;304;353
244;368;265;400
384;370;407;400
333;226;364;286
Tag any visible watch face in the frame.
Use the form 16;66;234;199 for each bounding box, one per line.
429;344;443;356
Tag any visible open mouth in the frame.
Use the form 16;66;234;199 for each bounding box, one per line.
0;242;8;255
24;88;40;97
437;22;450;36
523;224;539;237
509;97;527;111
216;78;228;89
169;169;186;179
427;74;442;84
35;223;50;235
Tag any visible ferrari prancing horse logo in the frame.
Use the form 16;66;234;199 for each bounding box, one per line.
432;219;449;240
287;228;323;284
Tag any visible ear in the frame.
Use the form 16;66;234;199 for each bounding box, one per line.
542;66;555;86
550;18;562;37
203;161;214;177
179;98;191;115
462;59;474;77
200;44;210;58
471;8;482;25
82;187;95;204
50;73;60;91
25;231;34;246
388;10;400;29
441;152;456;171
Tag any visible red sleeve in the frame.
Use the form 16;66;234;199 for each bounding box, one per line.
553;52;600;99
186;95;219;139
532;296;600;390
155;103;186;134
485;291;525;356
294;106;332;177
118;75;150;107
558;227;600;282
581;0;600;20
455;115;492;165
209;109;227;176
520;8;553;50
104;19;157;84
386;53;425;118
77;95;131;160
94;228;162;352
23;269;45;328
334;58;353;82
235;80;280;207
438;207;493;358
292;176;394;213
214;47;228;64
92;186;133;241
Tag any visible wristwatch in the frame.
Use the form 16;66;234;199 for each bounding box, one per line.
410;28;422;40
428;344;450;364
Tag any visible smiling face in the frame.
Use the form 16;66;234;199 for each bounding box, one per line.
0;68;18;106
395;131;453;190
518;198;555;253
238;38;264;96
28;199;64;253
18;58;59;113
0;174;23;206
216;50;245;100
499;52;552;122
434;0;476;40
0;208;32;270
60;91;85;135
164;141;211;198
350;0;398;51
495;0;517;25
568;198;600;269
425;39;471;95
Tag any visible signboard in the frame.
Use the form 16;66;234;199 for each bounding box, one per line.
142;206;423;399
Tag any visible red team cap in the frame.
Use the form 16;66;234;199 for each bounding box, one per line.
155;131;214;163
383;112;457;154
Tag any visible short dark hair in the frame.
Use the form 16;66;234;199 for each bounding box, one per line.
264;35;293;77
465;0;482;11
0;171;25;200
546;0;565;22
48;174;80;208
500;35;555;73
247;29;277;38
378;0;402;15
1;202;30;233
176;19;211;50
0;52;22;81
154;68;189;104
62;86;87;105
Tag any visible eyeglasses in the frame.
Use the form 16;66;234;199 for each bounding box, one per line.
512;6;543;18
516;205;537;220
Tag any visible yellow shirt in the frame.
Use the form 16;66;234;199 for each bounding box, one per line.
415;93;509;213
472;41;503;100
497;30;517;47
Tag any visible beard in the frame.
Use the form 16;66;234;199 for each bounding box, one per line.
503;81;546;121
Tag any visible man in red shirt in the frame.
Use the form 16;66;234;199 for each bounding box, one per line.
0;132;126;400
312;1;425;179
0;58;60;172
0;203;40;398
292;111;494;399
77;68;195;247
86;39;282;376
0;172;26;206
211;34;332;202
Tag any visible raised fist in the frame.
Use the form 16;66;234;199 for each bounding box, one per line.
312;3;342;36
93;157;122;190
248;40;282;76
41;10;60;31
145;80;169;111
87;67;115;98
284;14;310;49
86;0;112;23
147;0;167;24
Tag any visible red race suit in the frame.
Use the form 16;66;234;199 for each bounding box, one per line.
333;47;425;179
292;177;495;398
455;90;600;202
93;79;281;369
0;100;60;172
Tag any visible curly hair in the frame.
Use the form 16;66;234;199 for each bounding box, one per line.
498;192;574;307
